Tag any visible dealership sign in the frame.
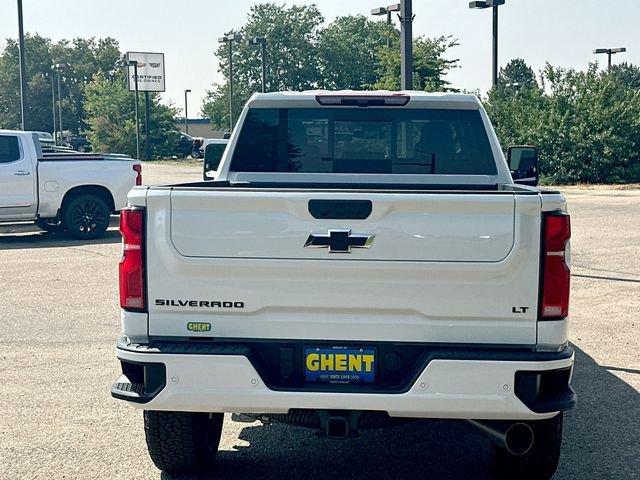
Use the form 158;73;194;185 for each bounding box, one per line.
126;52;165;92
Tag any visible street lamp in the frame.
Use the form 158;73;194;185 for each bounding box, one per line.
593;47;627;70
184;89;191;134
127;60;141;160
46;73;57;144
371;3;409;89
371;4;401;48
248;37;267;93
399;0;413;90
51;63;67;145
17;0;27;130
469;0;506;88
218;34;241;131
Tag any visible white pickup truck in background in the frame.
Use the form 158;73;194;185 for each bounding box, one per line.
0;130;140;239
112;91;575;480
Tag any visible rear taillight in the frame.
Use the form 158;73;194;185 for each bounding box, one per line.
119;208;145;311
133;164;142;186
540;212;571;320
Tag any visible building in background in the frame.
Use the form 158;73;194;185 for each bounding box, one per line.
174;118;225;138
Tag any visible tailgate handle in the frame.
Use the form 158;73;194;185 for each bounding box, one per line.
308;200;372;220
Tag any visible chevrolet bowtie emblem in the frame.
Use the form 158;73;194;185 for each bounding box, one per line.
304;229;375;254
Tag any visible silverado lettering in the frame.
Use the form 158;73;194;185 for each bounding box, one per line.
155;299;244;308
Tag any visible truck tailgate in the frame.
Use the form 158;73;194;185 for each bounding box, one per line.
169;191;515;262
146;188;542;345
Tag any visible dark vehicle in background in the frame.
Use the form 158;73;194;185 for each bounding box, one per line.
64;135;92;153
176;132;204;158
33;131;55;147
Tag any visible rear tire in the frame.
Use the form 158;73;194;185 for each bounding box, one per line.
144;411;224;474
61;194;110;240
491;413;563;480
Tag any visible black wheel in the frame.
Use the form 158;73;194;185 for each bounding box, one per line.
35;218;63;233
491;413;563;480
144;411;224;474
61;194;110;240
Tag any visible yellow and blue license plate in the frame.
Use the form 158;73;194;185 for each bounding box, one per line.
304;347;376;384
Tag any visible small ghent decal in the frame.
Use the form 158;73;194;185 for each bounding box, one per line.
187;322;211;332
187;322;212;333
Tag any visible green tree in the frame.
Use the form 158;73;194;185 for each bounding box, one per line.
609;62;640;90
485;59;640;184
317;15;392;90
496;58;538;88
0;34;121;133
202;5;461;130
0;34;54;131
485;59;546;152
202;3;324;130
50;37;122;132
84;70;179;158
539;64;640;183
374;35;460;91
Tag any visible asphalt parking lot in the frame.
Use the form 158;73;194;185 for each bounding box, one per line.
1;162;638;479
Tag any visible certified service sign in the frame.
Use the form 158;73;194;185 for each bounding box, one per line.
126;51;165;92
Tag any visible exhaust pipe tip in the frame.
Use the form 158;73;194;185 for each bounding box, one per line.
504;422;534;456
467;420;535;456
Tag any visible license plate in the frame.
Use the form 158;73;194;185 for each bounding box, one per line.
304;347;376;384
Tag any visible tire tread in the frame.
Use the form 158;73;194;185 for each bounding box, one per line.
144;411;223;474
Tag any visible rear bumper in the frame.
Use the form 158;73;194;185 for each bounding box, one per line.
112;337;576;421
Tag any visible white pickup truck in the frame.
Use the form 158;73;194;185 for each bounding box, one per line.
0;130;140;239
112;91;575;479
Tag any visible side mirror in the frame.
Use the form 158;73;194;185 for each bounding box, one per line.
203;143;227;180
507;146;539;187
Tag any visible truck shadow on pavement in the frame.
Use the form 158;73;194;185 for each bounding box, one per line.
160;346;639;480
0;228;121;250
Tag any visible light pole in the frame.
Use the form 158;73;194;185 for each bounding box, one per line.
248;37;267;93
49;73;57;144
128;60;141;160
17;0;27;130
371;4;401;48
218;34;240;131
52;63;66;144
469;0;506;88
184;89;191;134
400;0;413;90
593;47;627;70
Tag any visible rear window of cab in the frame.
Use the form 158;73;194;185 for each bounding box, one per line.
230;108;497;175
0;135;21;163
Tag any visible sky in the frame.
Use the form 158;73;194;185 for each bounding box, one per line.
2;0;639;119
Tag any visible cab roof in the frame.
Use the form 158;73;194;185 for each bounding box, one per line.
246;90;482;110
